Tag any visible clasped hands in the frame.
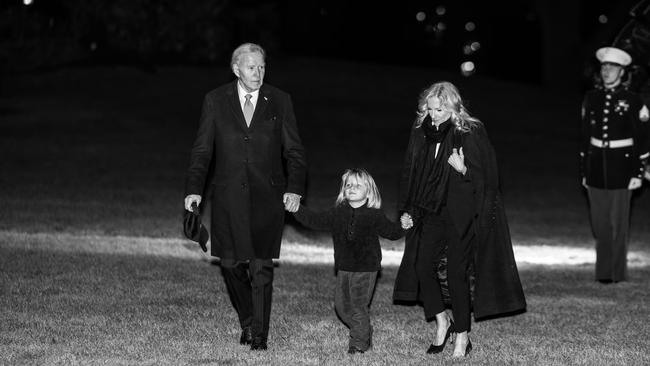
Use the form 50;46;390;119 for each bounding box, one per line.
183;192;301;212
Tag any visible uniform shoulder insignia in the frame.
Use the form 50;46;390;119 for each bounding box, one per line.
640;105;649;122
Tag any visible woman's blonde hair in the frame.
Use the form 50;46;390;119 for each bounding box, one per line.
414;81;481;132
335;168;382;209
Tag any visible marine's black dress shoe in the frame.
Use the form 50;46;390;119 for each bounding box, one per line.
250;337;268;351
239;327;253;345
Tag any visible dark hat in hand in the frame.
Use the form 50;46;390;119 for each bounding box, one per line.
183;203;209;252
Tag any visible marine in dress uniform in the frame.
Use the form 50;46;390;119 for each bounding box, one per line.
580;46;650;283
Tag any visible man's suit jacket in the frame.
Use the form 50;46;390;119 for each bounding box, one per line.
185;81;307;260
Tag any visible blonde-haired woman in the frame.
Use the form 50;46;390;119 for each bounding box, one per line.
393;82;526;358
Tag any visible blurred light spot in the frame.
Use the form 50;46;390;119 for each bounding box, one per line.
23;0;33;5
436;5;446;16
461;61;475;76
463;45;472;55
598;14;608;24
470;41;480;51
90;42;97;51
416;11;426;22
465;21;475;32
436;22;447;31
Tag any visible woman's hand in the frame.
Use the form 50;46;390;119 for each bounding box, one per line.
448;147;467;175
400;212;414;230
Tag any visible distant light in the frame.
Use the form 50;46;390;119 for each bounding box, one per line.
416;11;426;22
470;41;480;51
436;5;446;16
598;14;608;24
461;61;475;76
465;22;476;32
90;42;98;51
23;0;33;5
436;22;447;31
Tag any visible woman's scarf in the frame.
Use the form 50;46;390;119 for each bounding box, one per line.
406;115;455;217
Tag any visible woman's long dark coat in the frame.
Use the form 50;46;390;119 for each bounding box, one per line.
185;81;307;260
393;122;526;319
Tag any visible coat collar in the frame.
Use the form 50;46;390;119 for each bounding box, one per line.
227;81;270;131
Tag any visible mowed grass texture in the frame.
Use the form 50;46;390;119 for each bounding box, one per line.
1;232;649;366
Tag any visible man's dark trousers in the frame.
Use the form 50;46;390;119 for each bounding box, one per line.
221;259;274;339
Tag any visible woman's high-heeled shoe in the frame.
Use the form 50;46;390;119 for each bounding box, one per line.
426;321;454;354
452;338;472;358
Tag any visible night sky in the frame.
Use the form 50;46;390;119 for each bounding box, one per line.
2;0;648;88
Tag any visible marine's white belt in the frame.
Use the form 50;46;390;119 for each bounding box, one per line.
590;137;634;148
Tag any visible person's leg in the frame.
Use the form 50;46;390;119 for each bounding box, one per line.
442;210;473;357
609;189;632;282
220;259;253;341
248;258;274;348
588;187;614;281
444;212;472;334
414;214;447;320
414;213;452;351
335;270;353;328
347;271;377;352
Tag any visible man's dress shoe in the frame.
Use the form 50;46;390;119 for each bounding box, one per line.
239;327;253;345
250;337;268;351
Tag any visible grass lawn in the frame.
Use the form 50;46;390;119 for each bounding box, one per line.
2;231;649;366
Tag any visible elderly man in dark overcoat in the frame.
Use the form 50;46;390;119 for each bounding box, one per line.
581;46;649;283
184;43;307;350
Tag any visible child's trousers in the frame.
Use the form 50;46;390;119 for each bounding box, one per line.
335;270;377;351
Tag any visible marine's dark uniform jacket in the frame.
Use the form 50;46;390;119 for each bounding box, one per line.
185;81;307;260
393;122;526;320
581;85;650;188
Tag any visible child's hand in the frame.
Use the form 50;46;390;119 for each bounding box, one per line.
400;212;413;230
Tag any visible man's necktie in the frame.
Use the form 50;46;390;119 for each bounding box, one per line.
243;94;254;126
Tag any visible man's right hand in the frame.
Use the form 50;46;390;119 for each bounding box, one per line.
185;195;202;212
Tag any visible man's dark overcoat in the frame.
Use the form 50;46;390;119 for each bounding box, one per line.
393;122;526;320
185;81;307;260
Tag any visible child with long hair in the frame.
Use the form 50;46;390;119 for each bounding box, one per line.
291;168;404;354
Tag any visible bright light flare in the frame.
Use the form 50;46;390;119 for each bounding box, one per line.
23;0;33;5
461;61;475;76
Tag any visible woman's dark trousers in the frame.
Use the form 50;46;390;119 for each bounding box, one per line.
415;208;472;332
